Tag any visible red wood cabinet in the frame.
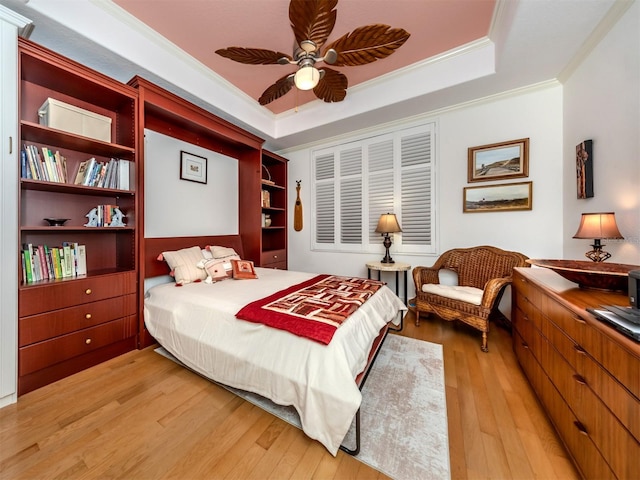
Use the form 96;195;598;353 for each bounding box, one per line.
512;268;639;479
17;38;139;394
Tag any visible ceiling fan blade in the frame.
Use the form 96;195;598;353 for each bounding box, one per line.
289;0;337;51
313;67;347;103
216;47;292;65
259;73;295;105
324;24;410;66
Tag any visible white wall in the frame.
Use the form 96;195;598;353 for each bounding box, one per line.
144;129;239;237
563;1;640;264
286;85;564;300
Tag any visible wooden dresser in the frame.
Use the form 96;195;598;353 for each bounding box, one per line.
18;271;138;395
512;267;639;479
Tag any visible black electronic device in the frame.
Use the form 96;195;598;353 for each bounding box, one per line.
629;269;640;309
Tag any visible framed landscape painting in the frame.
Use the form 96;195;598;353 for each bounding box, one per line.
468;138;529;183
463;181;533;213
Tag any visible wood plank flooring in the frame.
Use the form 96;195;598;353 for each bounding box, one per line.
0;312;579;479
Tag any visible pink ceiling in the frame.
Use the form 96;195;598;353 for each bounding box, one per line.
113;0;496;114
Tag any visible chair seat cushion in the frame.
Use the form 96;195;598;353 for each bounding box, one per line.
421;284;483;306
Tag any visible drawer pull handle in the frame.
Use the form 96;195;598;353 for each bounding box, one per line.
85;288;92;295
85;313;92;320
573;374;587;385
85;338;92;345
574;315;586;324
273;255;278;259
573;344;587;355
573;420;588;436
522;342;529;349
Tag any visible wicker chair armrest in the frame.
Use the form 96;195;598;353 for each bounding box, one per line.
480;276;512;307
412;266;440;289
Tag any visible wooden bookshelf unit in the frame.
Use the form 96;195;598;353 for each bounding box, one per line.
17;38;139;394
261;150;288;269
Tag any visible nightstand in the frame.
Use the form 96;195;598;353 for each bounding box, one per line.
366;261;411;305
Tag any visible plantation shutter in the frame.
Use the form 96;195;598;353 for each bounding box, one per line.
315;153;335;244
340;148;363;244
368;139;394;245
400;131;431;245
312;122;435;254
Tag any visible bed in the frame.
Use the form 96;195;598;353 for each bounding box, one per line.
143;235;406;456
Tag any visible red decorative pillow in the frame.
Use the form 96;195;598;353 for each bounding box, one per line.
231;259;258;279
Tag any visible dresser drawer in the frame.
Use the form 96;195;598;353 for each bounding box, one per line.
539;370;616;480
19;271;136;317
19;316;137;376
261;249;286;267
19;294;136;347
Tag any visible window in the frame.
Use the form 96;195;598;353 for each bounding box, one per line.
312;123;436;254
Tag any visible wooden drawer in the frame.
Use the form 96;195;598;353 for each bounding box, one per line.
261;249;286;267
580;319;640;402
19;294;136;347
538;368;616;480
19;316;137;376
19;271;136;317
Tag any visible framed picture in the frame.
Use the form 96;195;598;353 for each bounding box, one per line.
463;181;533;213
468;138;529;183
180;151;207;184
576;139;593;198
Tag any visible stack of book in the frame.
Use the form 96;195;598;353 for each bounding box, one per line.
73;158;132;189
21;242;87;284
21;144;68;183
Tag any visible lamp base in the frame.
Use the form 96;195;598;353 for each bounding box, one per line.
585;240;611;262
381;234;395;263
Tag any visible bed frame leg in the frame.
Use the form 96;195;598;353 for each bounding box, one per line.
339;409;361;456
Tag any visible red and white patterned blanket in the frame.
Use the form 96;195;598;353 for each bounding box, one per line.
235;274;384;344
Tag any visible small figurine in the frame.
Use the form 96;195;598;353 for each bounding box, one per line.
109;208;126;227
84;207;99;227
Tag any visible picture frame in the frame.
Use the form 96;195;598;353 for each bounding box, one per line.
180;151;207;184
576;139;593;199
463;181;533;213
467;138;529;183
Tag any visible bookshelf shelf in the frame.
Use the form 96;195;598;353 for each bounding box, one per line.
20;178;134;195
260;150;288;269
17;38;139;396
21;121;136;159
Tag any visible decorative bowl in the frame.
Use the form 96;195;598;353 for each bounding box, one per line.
526;259;639;292
44;218;70;227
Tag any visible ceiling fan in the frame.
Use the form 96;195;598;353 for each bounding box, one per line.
215;0;410;106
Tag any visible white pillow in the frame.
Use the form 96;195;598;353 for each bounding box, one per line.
422;284;483;306
208;245;239;260
160;246;206;285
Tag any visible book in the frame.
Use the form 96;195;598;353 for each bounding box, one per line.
63;244;73;277
118;159;131;190
37;245;49;280
23;246;33;283
74;160;89;184
75;245;87;276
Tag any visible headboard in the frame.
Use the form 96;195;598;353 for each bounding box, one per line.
144;234;245;279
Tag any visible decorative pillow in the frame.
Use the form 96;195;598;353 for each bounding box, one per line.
159;246;206;285
208;245;239;260
198;258;234;283
231;259;258;280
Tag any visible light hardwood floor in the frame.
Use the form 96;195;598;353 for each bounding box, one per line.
0;312;579;479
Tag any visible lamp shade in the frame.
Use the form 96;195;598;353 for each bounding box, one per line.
294;65;320;91
573;212;624;239
375;213;402;234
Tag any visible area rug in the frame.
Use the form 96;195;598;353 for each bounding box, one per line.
156;334;449;480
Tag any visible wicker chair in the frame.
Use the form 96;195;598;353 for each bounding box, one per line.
412;246;529;352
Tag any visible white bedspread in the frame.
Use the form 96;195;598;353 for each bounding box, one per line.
144;267;405;455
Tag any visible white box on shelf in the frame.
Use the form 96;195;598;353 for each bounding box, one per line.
38;98;112;142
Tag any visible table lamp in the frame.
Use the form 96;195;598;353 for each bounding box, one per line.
572;212;623;262
375;213;402;263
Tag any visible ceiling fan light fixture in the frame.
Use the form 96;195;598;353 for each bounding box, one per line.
294;64;320;90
